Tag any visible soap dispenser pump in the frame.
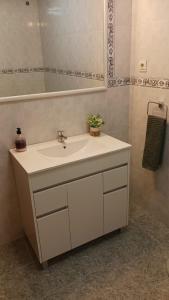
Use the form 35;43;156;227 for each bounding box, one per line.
15;128;27;152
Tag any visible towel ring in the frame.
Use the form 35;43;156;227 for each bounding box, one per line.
147;101;168;120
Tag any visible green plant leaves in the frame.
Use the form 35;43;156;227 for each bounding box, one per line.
87;113;105;128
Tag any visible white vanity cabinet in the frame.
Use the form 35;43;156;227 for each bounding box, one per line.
10;134;131;266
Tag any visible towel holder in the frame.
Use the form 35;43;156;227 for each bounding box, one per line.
147;101;168;120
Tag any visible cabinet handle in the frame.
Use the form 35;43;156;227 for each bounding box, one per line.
37;206;68;219
104;185;127;195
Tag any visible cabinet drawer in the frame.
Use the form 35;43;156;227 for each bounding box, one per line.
104;187;128;234
37;209;71;262
103;165;128;193
34;185;67;217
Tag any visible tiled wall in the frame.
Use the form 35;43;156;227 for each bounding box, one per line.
131;0;169;80
0;0;132;246
0;0;45;96
130;0;169;226
38;0;105;90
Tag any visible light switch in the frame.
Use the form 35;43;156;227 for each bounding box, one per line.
139;60;147;73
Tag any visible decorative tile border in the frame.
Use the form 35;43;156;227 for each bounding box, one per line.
110;76;169;89
131;77;169;89
107;0;115;88
108;77;131;87
50;68;105;81
0;67;45;74
0;67;104;82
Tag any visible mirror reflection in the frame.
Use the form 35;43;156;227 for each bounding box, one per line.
0;0;105;98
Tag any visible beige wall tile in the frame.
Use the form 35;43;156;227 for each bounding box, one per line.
130;86;169;226
130;0;169;225
131;0;169;78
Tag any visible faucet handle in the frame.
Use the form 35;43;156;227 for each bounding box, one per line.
57;130;64;136
57;130;67;143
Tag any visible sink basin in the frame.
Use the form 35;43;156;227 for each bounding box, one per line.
38;139;88;158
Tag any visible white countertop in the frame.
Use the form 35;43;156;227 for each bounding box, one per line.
10;133;131;175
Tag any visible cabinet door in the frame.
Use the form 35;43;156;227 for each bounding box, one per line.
104;187;128;235
37;209;71;262
68;174;103;248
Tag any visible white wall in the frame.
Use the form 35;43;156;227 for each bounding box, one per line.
131;0;169;78
130;0;169;226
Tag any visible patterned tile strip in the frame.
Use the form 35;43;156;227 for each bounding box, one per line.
107;0;115;88
0;67;45;74
110;77;169;89
108;77;131;87
1;67;169;89
56;69;104;81
130;77;169;89
0;67;104;82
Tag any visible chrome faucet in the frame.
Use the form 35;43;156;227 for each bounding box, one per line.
57;130;67;143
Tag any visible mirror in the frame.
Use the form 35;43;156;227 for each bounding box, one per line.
0;0;106;99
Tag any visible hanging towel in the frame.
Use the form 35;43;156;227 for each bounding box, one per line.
142;115;166;171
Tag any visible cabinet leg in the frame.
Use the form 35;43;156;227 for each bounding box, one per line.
41;261;48;270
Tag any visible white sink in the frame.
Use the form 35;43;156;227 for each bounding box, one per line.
10;133;131;174
38;139;88;158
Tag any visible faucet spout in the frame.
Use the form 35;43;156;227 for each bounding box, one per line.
57;130;67;143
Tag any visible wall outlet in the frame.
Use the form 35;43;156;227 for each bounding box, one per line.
139;60;147;73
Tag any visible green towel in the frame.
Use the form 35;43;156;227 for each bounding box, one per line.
142;115;166;171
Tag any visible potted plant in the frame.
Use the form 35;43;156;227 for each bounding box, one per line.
87;113;105;136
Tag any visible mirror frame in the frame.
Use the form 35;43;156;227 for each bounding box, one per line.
0;0;108;104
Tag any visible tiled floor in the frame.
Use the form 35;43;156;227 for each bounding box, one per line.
1;204;169;299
